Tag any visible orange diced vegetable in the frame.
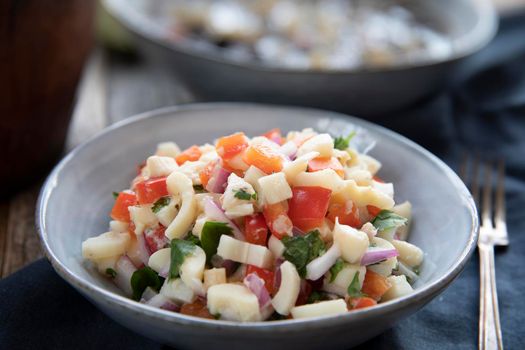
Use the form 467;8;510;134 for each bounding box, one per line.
199;160;217;189
348;296;377;310
367;205;382;218
243;144;283;174
308;157;344;178
176;145;201;165
216;132;249;160
361;270;392;301
327;199;361;228
262;202;292;239
110;191;137;222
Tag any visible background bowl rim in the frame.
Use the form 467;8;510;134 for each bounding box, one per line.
36;102;479;331
103;0;498;75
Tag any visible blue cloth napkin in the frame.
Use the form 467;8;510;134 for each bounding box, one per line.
2;12;525;350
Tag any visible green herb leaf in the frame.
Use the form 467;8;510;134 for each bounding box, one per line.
252;192;258;200
347;272;364;298
112;192;120;199
193;184;205;193
282;230;326;277
169;239;197;280
371;210;408;232
130;266;163;301
329;259;345;283
333;131;356;150
233;188;253;201
105;268;117;278
152;197;171;213
307;290;324;303
200;221;232;262
185;233;201;246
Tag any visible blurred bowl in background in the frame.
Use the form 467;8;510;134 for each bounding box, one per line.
103;0;497;117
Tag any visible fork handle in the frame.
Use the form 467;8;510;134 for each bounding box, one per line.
479;243;504;350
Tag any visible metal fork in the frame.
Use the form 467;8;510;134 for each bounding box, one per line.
461;157;508;350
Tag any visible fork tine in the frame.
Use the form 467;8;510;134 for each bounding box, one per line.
482;161;493;227
495;159;506;230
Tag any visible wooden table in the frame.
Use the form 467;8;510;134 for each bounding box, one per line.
1;0;523;278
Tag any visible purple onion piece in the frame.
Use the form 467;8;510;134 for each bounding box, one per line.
360;248;398;266
244;273;271;309
205;163;231;194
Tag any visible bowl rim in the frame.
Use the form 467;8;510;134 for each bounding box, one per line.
36;102;479;332
103;0;498;75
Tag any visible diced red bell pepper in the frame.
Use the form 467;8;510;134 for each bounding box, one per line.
244;214;269;246
110;191;137;222
135;177;168;204
288;186;332;232
367;205;382;218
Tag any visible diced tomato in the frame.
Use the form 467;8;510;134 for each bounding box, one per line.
180;298;214;319
262;128;284;145
199;159;218;189
262;202;292;239
216;132;249;160
327;199;361;228
135;177;168;204
288;186;332;232
373;175;384;183
143;225;168;254
308;157;344;178
244;214;269;246
295;279;313;306
242;144;283;174
348;296;377;310
110;191;137;222
175;145;201;165
361;270;392;301
246;265;275;295
367;205;382;218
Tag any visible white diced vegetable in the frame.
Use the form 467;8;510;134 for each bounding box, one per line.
381;275;414;301
392;201;412;240
243;166;267;207
344;167;372;186
146;155;178;178
282;151;319;183
323;263;365;297
82;231;130;260
147;248;171;273
391;240;423;268
272;261;300;315
109;220;128;233
221;173;256;219
371;180;394;199
155;201;179;228
292;168;345;192
207;283;261;322
290;299;347;319
129;205;158;236
333;219;369;264
94;255;119;274
367;237;398;276
258;172;292;205
217;235;273;269
268;235;285;259
192;214;207;239
359;154;381;175
160;278;196;304
180;245;206;295
156;142;181;158
113;256;137;297
306;244;341;281
165;172;197;239
297;133;334;158
337;180;394;209
204;268;227;291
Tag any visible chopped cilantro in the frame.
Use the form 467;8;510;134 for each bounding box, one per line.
214;313;221;320
371;210;407;232
333;131;356;150
200;221;232;263
130;266;164;301
105;268;117;278
233;188;254;201
152;197;171;213
169;239;197;280
185;233;201;246
329;259;345;283
307;291;324;303
282;230;326;278
112;192;119;199
347;272;365;298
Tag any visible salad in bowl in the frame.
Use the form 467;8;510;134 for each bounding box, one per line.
82;127;422;322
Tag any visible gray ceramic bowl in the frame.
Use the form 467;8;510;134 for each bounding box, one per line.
103;0;497;116
37;104;478;349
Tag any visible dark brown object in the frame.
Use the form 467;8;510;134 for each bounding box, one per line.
0;0;95;197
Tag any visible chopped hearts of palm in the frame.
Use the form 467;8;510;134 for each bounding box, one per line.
81;128;420;322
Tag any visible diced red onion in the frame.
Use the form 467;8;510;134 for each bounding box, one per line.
360;248;398;266
114;256;137;297
136;232;151;266
205;163;231;193
203;197;245;240
145;294;180;312
306;244;341;281
244;273;271;309
280;141;298;160
210;255;238;276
